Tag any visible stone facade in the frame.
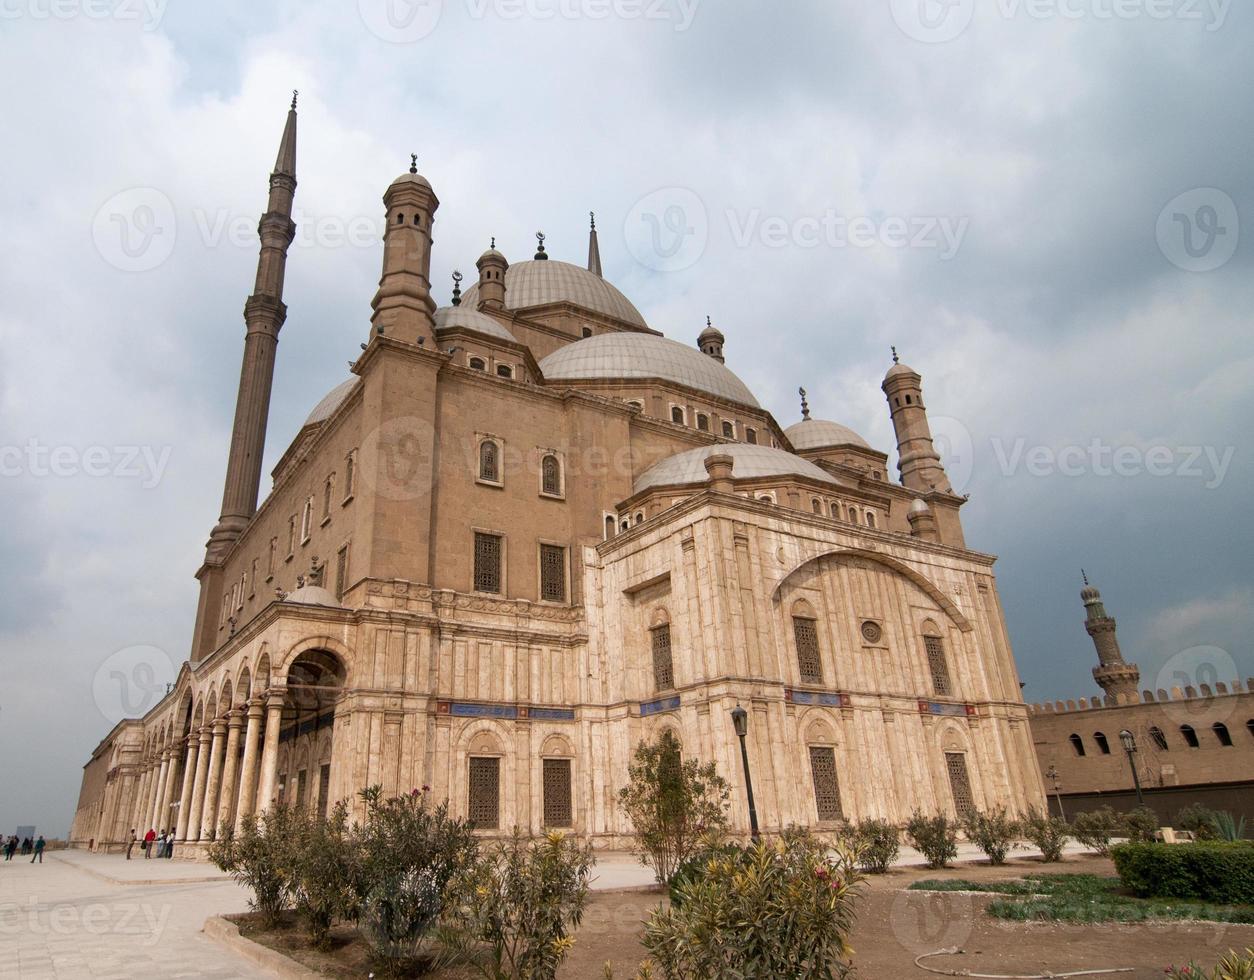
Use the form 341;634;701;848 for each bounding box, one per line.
71;102;1045;852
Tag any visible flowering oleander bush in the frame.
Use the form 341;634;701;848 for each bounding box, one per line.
208;806;297;927
1165;948;1254;979
287;799;357;948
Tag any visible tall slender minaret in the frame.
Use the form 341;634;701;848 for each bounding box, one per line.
881;348;952;494
205;94;299;563
1081;571;1140;700
587;211;602;277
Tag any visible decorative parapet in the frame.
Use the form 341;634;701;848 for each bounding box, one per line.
1026;677;1253;715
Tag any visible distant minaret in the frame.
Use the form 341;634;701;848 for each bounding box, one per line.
205;93;299;562
475;239;508;309
1081;571;1140;699
881;348;952;494
698;316;725;363
369;153;439;347
587;211;602;277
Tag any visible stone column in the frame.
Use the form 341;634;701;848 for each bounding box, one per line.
216;709;245;832
158;748;180;833
255;689;287;814
174;736;201;840
149;751;170;831
132;764;151;832
186;726;214;842
234;700;265;832
199;719;228;840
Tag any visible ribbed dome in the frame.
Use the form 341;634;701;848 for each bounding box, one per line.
434;306;516;342
635;444;837;494
540;333;760;408
303;378;359;427
459;260;647;327
784;418;871;451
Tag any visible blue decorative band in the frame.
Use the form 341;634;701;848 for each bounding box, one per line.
640;695;681;717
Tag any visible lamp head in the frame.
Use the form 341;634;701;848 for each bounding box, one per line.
731;703;748;738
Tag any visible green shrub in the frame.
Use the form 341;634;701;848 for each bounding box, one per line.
962;807;1019;866
616;731;730;884
1021;808;1069;863
1070;806;1123;855
1213;811;1248;842
667;838;745;906
905;812;959;869
1166;948;1254;979
286;800;357;949
1174;803;1219;840
439;830;593;980
207;807;296;926
1124;806;1160;843
849;818;901;874
1112;841;1254;905
643;830;863;979
352;785;479;971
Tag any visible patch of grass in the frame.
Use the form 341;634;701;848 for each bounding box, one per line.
911;874;1254;924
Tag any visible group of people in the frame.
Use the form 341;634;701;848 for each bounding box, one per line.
4;835;46;862
126;828;175;859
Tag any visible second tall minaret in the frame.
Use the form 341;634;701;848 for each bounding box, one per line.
1082;572;1141;700
206;94;299;562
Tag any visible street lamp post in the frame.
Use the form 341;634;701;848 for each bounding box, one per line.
1045;765;1065;820
1119;729;1145;807
730;704;760;840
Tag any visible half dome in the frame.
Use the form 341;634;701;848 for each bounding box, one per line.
303;378;359;428
434;306;516;342
784;418;871;451
539;333;760;408
635;444;837;494
459;259;647;328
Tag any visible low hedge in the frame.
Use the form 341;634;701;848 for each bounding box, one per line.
1112;841;1254;905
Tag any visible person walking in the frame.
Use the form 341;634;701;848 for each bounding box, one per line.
126;829;137;860
143;828;156;858
3;836;16;861
30;836;45;864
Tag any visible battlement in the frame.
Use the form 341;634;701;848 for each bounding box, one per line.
1027;678;1254;715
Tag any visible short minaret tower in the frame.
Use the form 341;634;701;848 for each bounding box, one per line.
587;211;602;277
370;153;439;346
882;348;952;493
205;93;299;562
698;316;725;362
475;238;509;309
1082;571;1140;700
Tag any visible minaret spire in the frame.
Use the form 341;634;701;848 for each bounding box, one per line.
1081;574;1141;700
587;211;602;277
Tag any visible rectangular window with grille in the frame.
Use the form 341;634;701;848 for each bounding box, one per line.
474;532;502;593
296;770;308;808
809;746;843;821
468;756;500;829
793;617;822;683
539;544;566;602
651;625;674;691
925;635;952;696
335;544;349;600
945;752;975;818
317;764;331;820
542;758;572;827
344;450;356;500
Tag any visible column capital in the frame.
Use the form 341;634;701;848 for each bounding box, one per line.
211;717;228;736
227;707;247;729
198;726;214;744
265;688;287;710
246;699;266;719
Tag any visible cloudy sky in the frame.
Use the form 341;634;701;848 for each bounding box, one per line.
1;0;1250;835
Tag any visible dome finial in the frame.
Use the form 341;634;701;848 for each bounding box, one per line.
535;230;548;260
1082;568;1089;586
291;89;298;110
409;153;418;174
799;386;811;421
589;211;596;231
706;315;712;329
891;345;899;364
491;236;495;249
451;270;463;306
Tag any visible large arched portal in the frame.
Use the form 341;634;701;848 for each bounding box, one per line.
274;649;346;819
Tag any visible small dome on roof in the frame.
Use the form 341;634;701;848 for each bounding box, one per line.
284;585;340;607
388;170;433;193
885;360;916;380
477;246;507;265
635;444;837;494
698;323;724;343
434;306;516;342
908;498;930;516
303;378;359;428
784;418;871;451
459;259;647;328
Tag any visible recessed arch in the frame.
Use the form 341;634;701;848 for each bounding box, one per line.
540;732;575;757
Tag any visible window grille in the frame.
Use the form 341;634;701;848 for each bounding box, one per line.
541;454;561;495
539;544;566;602
543;758;572;827
479;441;499;482
722;421;734;438
745;428;757;444
651;625;674;691
945;752;975;818
809;746;843;821
925;635;952;696
474;533;502;593
335;545;349;599
468;756;500;829
793;617;822;683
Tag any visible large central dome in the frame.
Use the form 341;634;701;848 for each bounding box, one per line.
539;333;760;408
459;260;647;328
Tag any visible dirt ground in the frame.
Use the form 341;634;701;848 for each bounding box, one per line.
237;854;1254;979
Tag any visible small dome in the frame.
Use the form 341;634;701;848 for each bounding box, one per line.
784;418;871;451
303;378;359;428
908;498;930;516
540;333;760;408
1081;585;1101;602
885;360;915;380
284;585;340;607
388;171;433;193
698;324;724;343
434;306;516;342
459;259;647;328
635;444;837;494
477;246;507;266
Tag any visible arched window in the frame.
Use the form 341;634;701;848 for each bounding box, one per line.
722;421;735;438
671;406;685;425
696;413;709;432
1069;733;1086;756
1093;731;1111;754
848;505;860;523
745;428;757;444
792;601;822;684
479;440;499;482
811;498;822;514
620;519;629;532
604;515;616;539
924;631;952;696
651;621;674;692
541;454;561;496
1180;724;1199;748
1149;726;1169;751
866;511;876;528
396;212;404;224
496;364;513;379
758;494;774;504
1213;722;1233;747
830;501;841;518
634;512;644;525
469;357;486;371
581;327;592;338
